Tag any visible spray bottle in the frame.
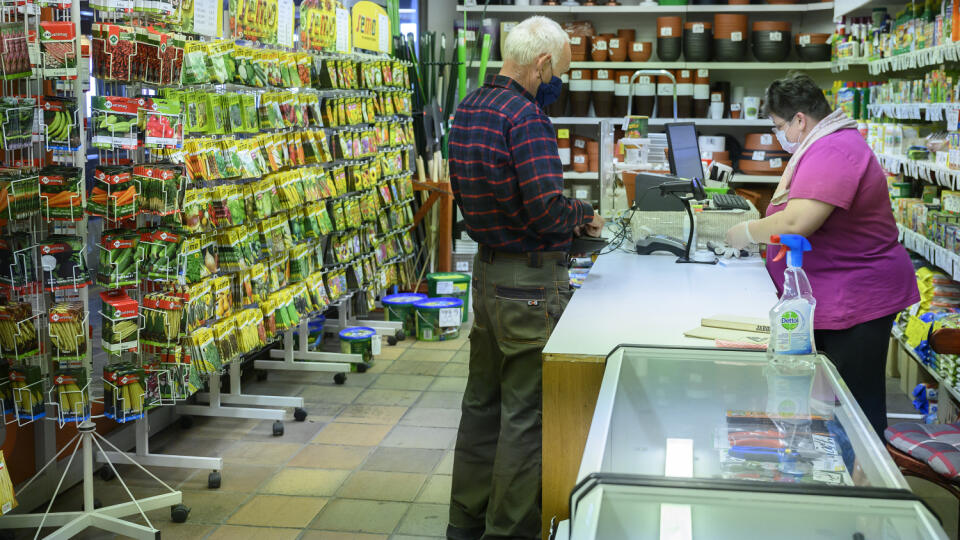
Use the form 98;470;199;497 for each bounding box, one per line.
768;234;817;368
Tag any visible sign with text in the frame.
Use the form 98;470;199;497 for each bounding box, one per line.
351;1;390;54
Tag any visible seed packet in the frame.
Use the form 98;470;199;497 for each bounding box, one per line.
40;235;90;291
143;97;183;148
40;96;80;151
0;24;31;80
91;96;140;150
40;22;78;79
181;41;210;85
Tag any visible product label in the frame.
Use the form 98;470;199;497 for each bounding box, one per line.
752;150;765;161
731;31;742;42
692;23;705;34
658;84;675;96
711;92;722;102
799;34;811;45
774;309;813;354
770;158;783;168
610;38;620;48
770;31;782;42
574;154;586;164
595;40;607;51
570;37;582;45
558;148;571;164
660;27;673;37
371;334;381;355
456;261;470;272
761;134;773;146
571;70;583;80
597;69;609;79
436;280;455;294
618;74;630;84
574;139;586;149
677;83;694;96
633;42;644;52
557;129;570;139
439;308;460;327
694;84;710;99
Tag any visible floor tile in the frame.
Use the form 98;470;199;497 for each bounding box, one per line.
312;422;393;446
187;417;261;440
179;464;276;493
289;444;372;469
382;426;458;450
337;470;426;501
155;523;217;539
435;451;455;475
375;344;407;360
385;360;445;376
221;441;304;466
174;490;251;524
301;531;389;540
260;467;351;496
428;377;467;392
400;407;461;429
397;503;449;537
451;350;469;364
309;499;410;533
300;385;365;404
365;360;394;374
410;336;467;350
390;536;444;540
243;381;305;398
400;349;457;362
245;418;327;442
207;525;301;540
373;374;435;391
438;362;468;377
227;494;328;528
417;391;464;409
355;388;422;407
294;402;347;423
417;475;452;504
337;404;408;424
362;447;445;474
153;433;238;459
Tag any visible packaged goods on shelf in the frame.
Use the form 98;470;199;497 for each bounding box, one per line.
49;302;86;360
40;235;90;291
0;451;16;514
0;303;39;360
101;290;139;354
53;367;88;421
10;364;43;419
103;362;147;423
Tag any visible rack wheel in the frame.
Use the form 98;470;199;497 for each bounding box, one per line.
208;471;221;489
93;499;102;510
99;467;116;481
179;415;194;430
396;329;406;342
294;408;307;422
356;363;369;373
387;335;397;346
272;421;284;436
171;504;190;523
333;373;347;385
256;370;268;382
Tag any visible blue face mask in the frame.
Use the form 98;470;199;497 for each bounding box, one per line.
536;76;563;108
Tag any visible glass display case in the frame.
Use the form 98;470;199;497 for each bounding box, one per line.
565;345;947;539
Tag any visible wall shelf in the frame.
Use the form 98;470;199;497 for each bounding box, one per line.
457;2;835;13
868;41;960;76
471;60;838;70
550;116;772;127
731;174;780;184
564;171;600;180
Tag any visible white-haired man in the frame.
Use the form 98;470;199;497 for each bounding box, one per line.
447;15;603;540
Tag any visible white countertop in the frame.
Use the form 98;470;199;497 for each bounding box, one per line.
544;251;777;358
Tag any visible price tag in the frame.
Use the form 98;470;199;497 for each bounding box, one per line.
371;334;382;355
769;158;782;168
571;70;582;80
698;69;709;78
610;38;620;48
731;31;743;42
574;155;586;164
456;261;470;272
761;134;773;146
692;23;705;34
948;107;960;131
703;151;714;159
571;37;582;45
770;31;783;42
954;258;960;281
595;40;608;50
812;434;838;456
680;70;690;78
597;69;609;79
633;42;644;52
277;0;294;48
378;14;391;53
619;75;630;84
660;27;673;37
439;308;461;327
575;188;589;199
557;129;570;139
335;8;350;53
799;34;812;45
752;150;765;161
437;281;455;294
711;93;722;102
574;139;586;149
730;103;741;112
192;0;220;37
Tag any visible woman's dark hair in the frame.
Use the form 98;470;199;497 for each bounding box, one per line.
763;72;833;122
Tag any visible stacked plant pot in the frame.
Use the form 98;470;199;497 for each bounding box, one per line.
608;30;630;62
740;132;789;175
572;136;589;173
557;129;572;170
694;69;710;118
657;72;676;119
657;17;682;61
613;70;634;118
795;33;831;61
566;24;592;61
632;73;656;117
587;139;600;173
629;40;652;62
592;68;615;117
569;68;592;117
592;34;612;61
547;73;569;117
752;21;791;62
683;21;712;61
676;69;694;118
714;14;747;61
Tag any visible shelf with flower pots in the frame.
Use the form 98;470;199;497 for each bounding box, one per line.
456;3;836;14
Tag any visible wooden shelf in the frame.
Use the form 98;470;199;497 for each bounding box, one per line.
471;60;837;70
549;116;772;127
457;2;835;13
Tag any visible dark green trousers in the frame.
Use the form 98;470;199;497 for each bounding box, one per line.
448;249;572;540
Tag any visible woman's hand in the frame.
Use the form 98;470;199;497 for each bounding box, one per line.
725;221;755;250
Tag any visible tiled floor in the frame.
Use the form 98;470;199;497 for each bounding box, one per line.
27;325;471;540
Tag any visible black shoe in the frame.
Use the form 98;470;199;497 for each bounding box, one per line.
447;523;485;540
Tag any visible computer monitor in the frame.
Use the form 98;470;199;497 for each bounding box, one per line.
664;122;706;199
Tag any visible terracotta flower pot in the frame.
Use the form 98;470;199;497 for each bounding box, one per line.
628;41;653;61
569;69;593;117
752;20;792;32
618;28;636;43
657;16;682;39
608;36;627;62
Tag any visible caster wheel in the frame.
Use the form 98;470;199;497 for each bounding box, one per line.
99;467;116;481
356;363;369;374
179;415;194;430
171;504;190;523
396;330;406;342
208;471;221;489
256;370;268;382
93;498;102;510
333;373;347;385
293;408;307;422
387;336;397;346
272;421;284;437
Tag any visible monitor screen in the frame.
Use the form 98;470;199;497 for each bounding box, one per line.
665;122;706;199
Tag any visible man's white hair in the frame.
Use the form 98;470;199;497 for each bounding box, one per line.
502;16;569;70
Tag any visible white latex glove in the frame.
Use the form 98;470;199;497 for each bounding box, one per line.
708;241;743;259
725;220;756;250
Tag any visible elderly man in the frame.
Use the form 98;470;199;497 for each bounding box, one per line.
446;16;604;540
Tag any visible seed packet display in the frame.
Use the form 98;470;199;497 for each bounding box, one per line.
0;233;36;292
39;166;83;221
141;292;184;346
143;98;183;148
49;302;86;362
0;24;31;80
0;303;39;359
103;363;147;422
186;327;221;374
40;235;90;291
91;24;137;82
10;364;43;419
92;96;140;150
51;366;87;420
0;97;35;152
39;22;78;79
98;230;140;288
100;289;139;353
89;166;138;221
40;96;80;151
183;280;214;332
0;170;40;220
141;228;181;280
135;164;184;216
182;236;218;284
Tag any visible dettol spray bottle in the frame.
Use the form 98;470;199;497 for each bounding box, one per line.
768;234;816;368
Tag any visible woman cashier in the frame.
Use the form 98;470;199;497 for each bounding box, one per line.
726;73;919;436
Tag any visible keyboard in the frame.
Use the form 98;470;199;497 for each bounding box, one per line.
712;193;751;211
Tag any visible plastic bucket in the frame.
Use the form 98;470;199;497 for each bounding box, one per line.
414;298;464;342
382;293;427;337
339;326;376;364
427;272;471;322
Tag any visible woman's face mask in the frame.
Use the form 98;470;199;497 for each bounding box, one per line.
775;114;802;154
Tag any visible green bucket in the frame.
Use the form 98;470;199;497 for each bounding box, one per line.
414;298;464;342
339;327;376;364
382;293;427;338
427;272;470;322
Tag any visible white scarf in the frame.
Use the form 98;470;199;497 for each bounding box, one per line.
770;109;859;206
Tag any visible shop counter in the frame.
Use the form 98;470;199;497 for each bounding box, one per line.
542;251;777;535
564;346;945;539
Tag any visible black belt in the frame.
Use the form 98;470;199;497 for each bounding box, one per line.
477;245;569;268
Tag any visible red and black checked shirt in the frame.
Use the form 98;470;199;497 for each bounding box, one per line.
449;75;594;253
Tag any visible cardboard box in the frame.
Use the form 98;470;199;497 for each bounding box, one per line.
886;336;901;378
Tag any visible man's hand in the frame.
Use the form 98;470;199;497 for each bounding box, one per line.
584;214;605;237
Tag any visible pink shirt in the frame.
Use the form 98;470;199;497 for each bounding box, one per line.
765;128;919;330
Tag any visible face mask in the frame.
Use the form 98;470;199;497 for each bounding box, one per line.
536;76;563;109
775;117;802;154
